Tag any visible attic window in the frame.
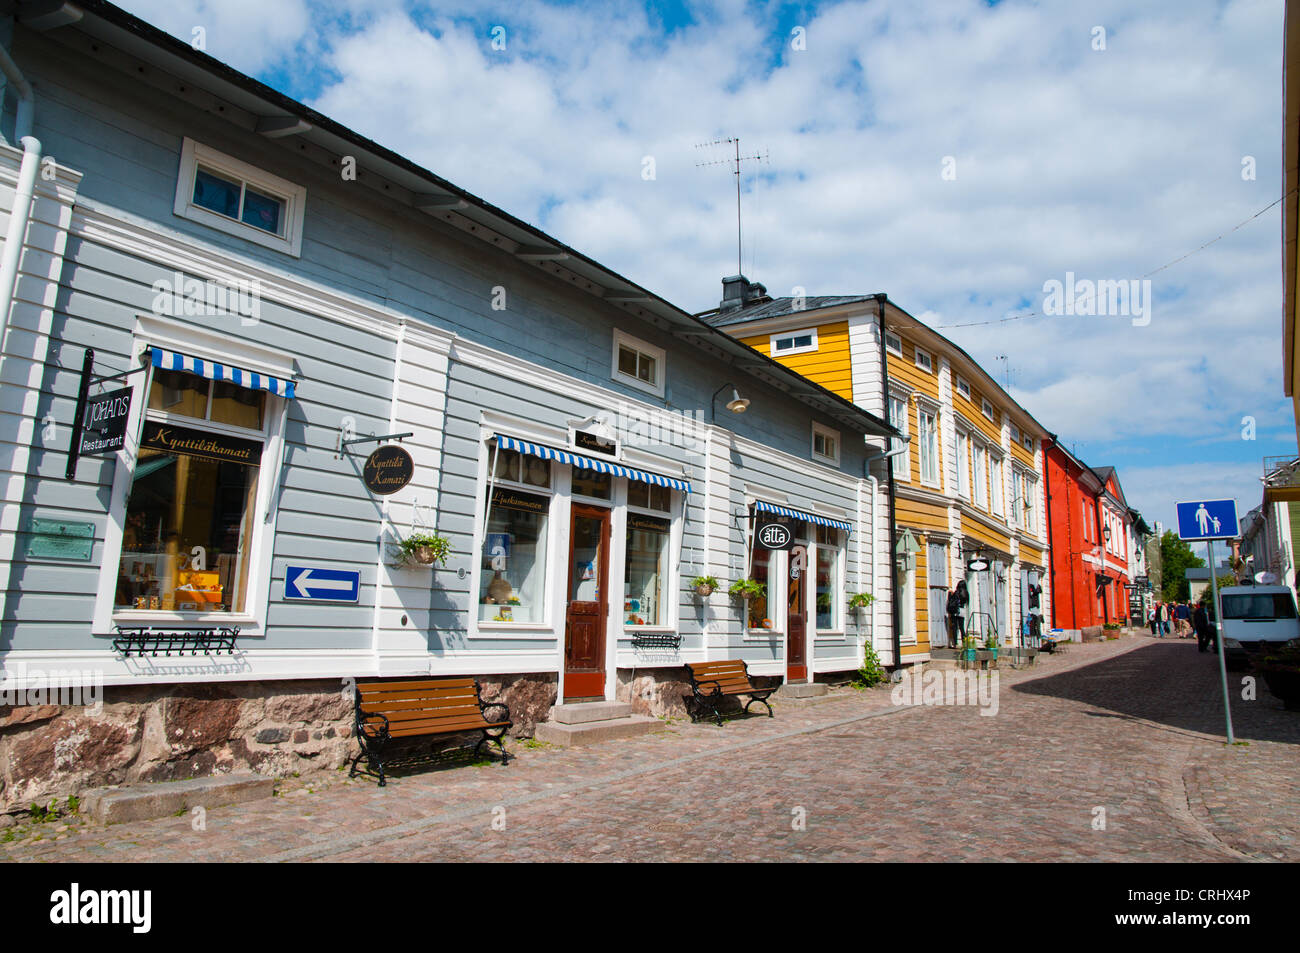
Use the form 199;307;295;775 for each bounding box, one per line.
771;328;818;356
175;138;305;257
884;330;903;356
611;329;665;398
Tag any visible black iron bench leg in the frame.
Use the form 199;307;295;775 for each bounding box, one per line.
745;694;774;717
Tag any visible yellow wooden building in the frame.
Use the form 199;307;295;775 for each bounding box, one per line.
701;278;1052;665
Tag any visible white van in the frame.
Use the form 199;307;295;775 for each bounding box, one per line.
1217;585;1300;666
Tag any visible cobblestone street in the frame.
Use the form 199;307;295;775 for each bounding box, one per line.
5;634;1297;863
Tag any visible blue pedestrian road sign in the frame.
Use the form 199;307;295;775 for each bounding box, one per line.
1175;499;1239;542
284;565;360;602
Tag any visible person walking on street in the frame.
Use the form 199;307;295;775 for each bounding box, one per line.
946;580;969;648
1149;604;1158;636
1158;601;1170;636
1194;602;1215;653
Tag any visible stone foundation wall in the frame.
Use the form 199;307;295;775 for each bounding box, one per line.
0;672;557;813
615;667;783;718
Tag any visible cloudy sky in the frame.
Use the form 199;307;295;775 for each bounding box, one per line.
122;0;1296;540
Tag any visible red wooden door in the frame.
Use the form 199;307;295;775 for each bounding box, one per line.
787;544;808;682
564;504;610;699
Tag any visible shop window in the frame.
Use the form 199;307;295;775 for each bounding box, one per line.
116;372;267;614
815;526;841;631
492;447;551;488
571;466;611;500
626;480;671;512
174;138;306;256
625;513;671;627
480;488;549;624
748;545;773;629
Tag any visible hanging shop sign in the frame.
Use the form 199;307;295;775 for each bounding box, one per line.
966;558;989;572
141;420;261;466
362;445;414;495
574;429;617;457
755;513;795;550
79;387;133;457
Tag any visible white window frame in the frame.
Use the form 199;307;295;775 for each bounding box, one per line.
811;422;841;466
887;388;911;480
981;397;995;421
611;329;666;398
973;440;989;509
955;376;971;400
174;137;306;257
884;329;903;356
917;403;940;487
812;527;846;636
1010;423;1020;444
914;346;934;373
956;428;971;499
93;314;292;636
990;453;1005;517
622;482;680;633
771;327;818;356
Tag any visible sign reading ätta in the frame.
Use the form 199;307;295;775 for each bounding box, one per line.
141;421;262;466
362;445;414;495
79;387;133;456
755;514;795;550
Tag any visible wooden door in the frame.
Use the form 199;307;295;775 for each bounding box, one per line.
787;544;808;682
564;504;610;699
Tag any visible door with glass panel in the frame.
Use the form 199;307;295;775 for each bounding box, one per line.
787;542;808;682
927;542;950;648
564;504;610;699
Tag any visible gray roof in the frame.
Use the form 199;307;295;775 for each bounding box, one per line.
702;295;880;328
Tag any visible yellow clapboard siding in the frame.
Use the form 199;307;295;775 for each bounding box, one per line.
896;499;950;532
1009;438;1035;469
740;322;854;400
962;518;1012;553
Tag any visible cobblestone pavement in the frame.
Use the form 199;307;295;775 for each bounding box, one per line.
4;634;1296;862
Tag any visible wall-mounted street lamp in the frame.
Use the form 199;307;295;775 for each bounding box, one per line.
710;382;749;421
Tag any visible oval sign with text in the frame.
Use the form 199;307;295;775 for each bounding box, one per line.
362;445;414;495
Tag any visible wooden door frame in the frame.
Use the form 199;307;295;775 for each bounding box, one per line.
563;502;611;700
786;543;808;682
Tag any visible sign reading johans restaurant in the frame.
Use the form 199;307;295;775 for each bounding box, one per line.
79;387;133;456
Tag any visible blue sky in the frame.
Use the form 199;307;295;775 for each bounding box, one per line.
122;0;1297;535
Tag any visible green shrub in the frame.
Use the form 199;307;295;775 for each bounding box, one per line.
853;642;888;689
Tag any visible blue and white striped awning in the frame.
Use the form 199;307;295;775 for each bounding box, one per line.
495;435;691;492
754;499;852;533
150;346;296;399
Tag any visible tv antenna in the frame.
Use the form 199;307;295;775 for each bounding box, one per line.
695;137;769;276
994;354;1012;391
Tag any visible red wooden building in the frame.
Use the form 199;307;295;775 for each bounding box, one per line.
1043;439;1136;629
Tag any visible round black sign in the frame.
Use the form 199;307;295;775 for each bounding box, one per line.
758;523;792;549
362;445;414;495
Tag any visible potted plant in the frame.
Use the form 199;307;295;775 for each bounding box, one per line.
983;633;999;661
962;635;978;664
396;531;451;567
848;592;875;612
1256;639;1300;711
690;575;719;598
729;578;766;601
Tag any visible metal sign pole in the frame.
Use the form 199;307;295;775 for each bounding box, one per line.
1207;539;1235;745
65;347;93;481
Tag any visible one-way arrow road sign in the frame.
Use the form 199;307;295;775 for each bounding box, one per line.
284;565;360;602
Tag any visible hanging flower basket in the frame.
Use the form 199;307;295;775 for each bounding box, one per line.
395;532;451;568
691;575;719;598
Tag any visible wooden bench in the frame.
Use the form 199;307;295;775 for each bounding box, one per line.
684;660;776;726
350;677;511;786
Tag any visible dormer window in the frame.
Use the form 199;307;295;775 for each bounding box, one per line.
771;328;818;356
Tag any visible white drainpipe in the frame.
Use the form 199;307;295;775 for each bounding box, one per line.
0;42;41;627
0;42;40;351
867;474;879;662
